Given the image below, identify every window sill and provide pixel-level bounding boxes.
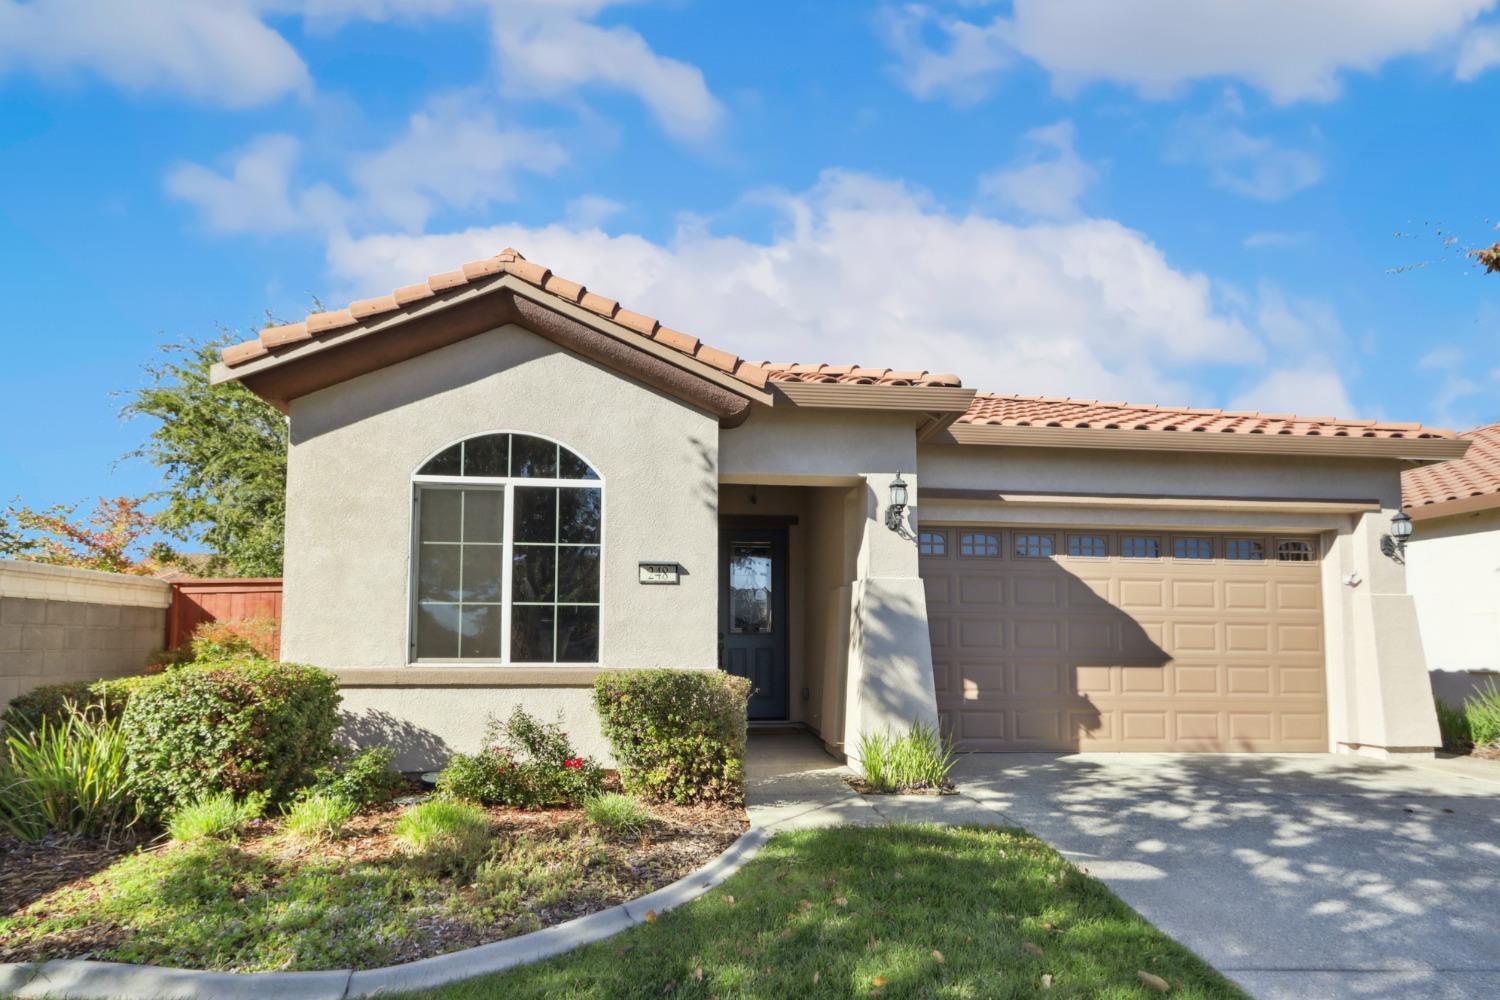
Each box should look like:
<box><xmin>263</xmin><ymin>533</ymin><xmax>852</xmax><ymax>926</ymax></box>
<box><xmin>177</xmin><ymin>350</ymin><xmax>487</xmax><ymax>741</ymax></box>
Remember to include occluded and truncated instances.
<box><xmin>329</xmin><ymin>666</ymin><xmax>611</xmax><ymax>688</ymax></box>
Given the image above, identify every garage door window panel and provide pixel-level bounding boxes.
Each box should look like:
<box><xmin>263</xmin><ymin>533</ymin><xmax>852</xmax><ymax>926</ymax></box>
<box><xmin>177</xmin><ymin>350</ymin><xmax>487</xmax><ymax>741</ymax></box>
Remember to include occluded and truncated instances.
<box><xmin>1276</xmin><ymin>539</ymin><xmax>1315</xmax><ymax>562</ymax></box>
<box><xmin>961</xmin><ymin>532</ymin><xmax>1000</xmax><ymax>557</ymax></box>
<box><xmin>1225</xmin><ymin>538</ymin><xmax>1265</xmax><ymax>561</ymax></box>
<box><xmin>1173</xmin><ymin>536</ymin><xmax>1214</xmax><ymax>560</ymax></box>
<box><xmin>1014</xmin><ymin>533</ymin><xmax>1055</xmax><ymax>559</ymax></box>
<box><xmin>1068</xmin><ymin>533</ymin><xmax>1108</xmax><ymax>558</ymax></box>
<box><xmin>919</xmin><ymin>531</ymin><xmax>947</xmax><ymax>557</ymax></box>
<box><xmin>1121</xmin><ymin>535</ymin><xmax>1163</xmax><ymax>559</ymax></box>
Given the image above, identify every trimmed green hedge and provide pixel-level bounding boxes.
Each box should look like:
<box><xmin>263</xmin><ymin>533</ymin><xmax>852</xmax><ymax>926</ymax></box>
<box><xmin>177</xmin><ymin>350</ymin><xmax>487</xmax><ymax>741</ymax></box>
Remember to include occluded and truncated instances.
<box><xmin>1</xmin><ymin>676</ymin><xmax>152</xmax><ymax>735</ymax></box>
<box><xmin>594</xmin><ymin>670</ymin><xmax>749</xmax><ymax>804</ymax></box>
<box><xmin>122</xmin><ymin>661</ymin><xmax>340</xmax><ymax>815</ymax></box>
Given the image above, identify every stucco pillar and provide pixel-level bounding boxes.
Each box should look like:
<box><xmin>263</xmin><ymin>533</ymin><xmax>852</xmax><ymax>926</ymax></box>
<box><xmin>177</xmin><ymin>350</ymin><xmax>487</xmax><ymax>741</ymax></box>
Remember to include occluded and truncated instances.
<box><xmin>1334</xmin><ymin>507</ymin><xmax>1441</xmax><ymax>756</ymax></box>
<box><xmin>842</xmin><ymin>472</ymin><xmax>941</xmax><ymax>764</ymax></box>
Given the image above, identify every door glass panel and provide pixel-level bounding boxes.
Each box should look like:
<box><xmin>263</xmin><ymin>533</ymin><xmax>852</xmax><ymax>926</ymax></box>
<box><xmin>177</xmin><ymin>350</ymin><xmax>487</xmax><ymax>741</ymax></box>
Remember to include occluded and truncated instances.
<box><xmin>729</xmin><ymin>541</ymin><xmax>773</xmax><ymax>634</ymax></box>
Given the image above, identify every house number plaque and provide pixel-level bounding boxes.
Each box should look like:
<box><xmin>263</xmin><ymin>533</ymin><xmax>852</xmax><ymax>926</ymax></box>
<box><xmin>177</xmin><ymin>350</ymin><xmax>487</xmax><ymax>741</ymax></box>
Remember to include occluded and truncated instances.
<box><xmin>638</xmin><ymin>561</ymin><xmax>680</xmax><ymax>585</ymax></box>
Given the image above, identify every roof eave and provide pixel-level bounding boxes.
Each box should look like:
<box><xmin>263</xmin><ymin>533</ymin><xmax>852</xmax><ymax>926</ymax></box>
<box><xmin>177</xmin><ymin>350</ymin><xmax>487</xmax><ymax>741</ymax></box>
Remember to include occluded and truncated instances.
<box><xmin>1406</xmin><ymin>490</ymin><xmax>1500</xmax><ymax>521</ymax></box>
<box><xmin>211</xmin><ymin>273</ymin><xmax>775</xmax><ymax>411</ymax></box>
<box><xmin>939</xmin><ymin>423</ymin><xmax>1471</xmax><ymax>461</ymax></box>
<box><xmin>770</xmin><ymin>382</ymin><xmax>977</xmax><ymax>414</ymax></box>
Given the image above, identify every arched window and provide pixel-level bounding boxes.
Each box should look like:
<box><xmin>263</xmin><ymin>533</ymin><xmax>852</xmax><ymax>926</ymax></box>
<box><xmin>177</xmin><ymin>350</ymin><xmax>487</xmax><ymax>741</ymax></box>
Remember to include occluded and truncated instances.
<box><xmin>411</xmin><ymin>433</ymin><xmax>601</xmax><ymax>664</ymax></box>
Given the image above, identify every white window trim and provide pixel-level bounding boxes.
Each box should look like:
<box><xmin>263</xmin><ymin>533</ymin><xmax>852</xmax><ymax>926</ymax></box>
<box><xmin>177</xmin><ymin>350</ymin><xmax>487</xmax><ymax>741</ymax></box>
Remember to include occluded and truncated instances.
<box><xmin>406</xmin><ymin>433</ymin><xmax>605</xmax><ymax>668</ymax></box>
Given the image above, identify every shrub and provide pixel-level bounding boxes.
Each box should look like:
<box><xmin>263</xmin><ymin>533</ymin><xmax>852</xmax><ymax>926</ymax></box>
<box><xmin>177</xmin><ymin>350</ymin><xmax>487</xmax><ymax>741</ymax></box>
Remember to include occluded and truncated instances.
<box><xmin>856</xmin><ymin>722</ymin><xmax>957</xmax><ymax>793</ymax></box>
<box><xmin>0</xmin><ymin>675</ymin><xmax>151</xmax><ymax>736</ymax></box>
<box><xmin>584</xmin><ymin>793</ymin><xmax>652</xmax><ymax>837</ymax></box>
<box><xmin>122</xmin><ymin>660</ymin><xmax>340</xmax><ymax>815</ymax></box>
<box><xmin>1466</xmin><ymin>680</ymin><xmax>1500</xmax><ymax>749</ymax></box>
<box><xmin>594</xmin><ymin>670</ymin><xmax>750</xmax><ymax>804</ymax></box>
<box><xmin>0</xmin><ymin>705</ymin><xmax>143</xmax><ymax>842</ymax></box>
<box><xmin>282</xmin><ymin>792</ymin><xmax>357</xmax><ymax>843</ymax></box>
<box><xmin>436</xmin><ymin>707</ymin><xmax>604</xmax><ymax>809</ymax></box>
<box><xmin>1435</xmin><ymin>698</ymin><xmax>1472</xmax><ymax>752</ymax></box>
<box><xmin>393</xmin><ymin>799</ymin><xmax>492</xmax><ymax>875</ymax></box>
<box><xmin>167</xmin><ymin>790</ymin><xmax>265</xmax><ymax>842</ymax></box>
<box><xmin>188</xmin><ymin>618</ymin><xmax>278</xmax><ymax>662</ymax></box>
<box><xmin>308</xmin><ymin>746</ymin><xmax>405</xmax><ymax>808</ymax></box>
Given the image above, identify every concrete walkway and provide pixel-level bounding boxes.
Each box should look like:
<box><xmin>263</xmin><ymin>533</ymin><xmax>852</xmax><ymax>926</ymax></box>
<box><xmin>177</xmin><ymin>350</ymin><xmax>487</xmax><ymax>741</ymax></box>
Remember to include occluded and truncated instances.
<box><xmin>747</xmin><ymin>736</ymin><xmax>1500</xmax><ymax>1000</ymax></box>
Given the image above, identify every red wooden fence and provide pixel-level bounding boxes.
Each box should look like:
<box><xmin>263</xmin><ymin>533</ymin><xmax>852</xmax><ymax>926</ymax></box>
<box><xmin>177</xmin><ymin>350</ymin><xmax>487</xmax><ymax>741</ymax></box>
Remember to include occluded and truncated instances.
<box><xmin>167</xmin><ymin>578</ymin><xmax>284</xmax><ymax>658</ymax></box>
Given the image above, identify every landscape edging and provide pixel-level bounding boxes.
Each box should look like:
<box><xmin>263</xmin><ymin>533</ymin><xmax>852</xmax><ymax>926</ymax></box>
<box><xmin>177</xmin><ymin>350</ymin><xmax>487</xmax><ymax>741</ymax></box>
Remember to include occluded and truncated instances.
<box><xmin>0</xmin><ymin>825</ymin><xmax>771</xmax><ymax>1000</ymax></box>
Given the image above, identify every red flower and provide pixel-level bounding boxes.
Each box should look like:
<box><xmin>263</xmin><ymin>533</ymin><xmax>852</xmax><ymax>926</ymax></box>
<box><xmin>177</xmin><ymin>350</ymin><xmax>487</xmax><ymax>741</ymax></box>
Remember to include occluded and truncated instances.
<box><xmin>563</xmin><ymin>757</ymin><xmax>584</xmax><ymax>770</ymax></box>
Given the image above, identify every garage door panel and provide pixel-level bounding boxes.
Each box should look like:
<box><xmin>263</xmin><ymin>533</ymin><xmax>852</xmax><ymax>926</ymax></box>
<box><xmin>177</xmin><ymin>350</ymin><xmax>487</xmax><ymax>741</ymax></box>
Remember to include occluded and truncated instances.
<box><xmin>924</xmin><ymin>575</ymin><xmax>951</xmax><ymax>606</ymax></box>
<box><xmin>923</xmin><ymin>526</ymin><xmax>1327</xmax><ymax>752</ymax></box>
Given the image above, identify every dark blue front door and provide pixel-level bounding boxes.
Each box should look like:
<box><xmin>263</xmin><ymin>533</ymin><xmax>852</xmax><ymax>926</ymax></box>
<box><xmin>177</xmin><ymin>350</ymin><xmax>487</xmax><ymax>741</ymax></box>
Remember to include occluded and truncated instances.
<box><xmin>719</xmin><ymin>527</ymin><xmax>789</xmax><ymax>720</ymax></box>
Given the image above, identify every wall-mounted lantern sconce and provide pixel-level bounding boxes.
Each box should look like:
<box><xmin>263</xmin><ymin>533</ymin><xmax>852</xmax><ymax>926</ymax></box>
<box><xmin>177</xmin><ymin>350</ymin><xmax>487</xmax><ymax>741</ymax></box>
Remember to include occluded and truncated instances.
<box><xmin>885</xmin><ymin>472</ymin><xmax>909</xmax><ymax>531</ymax></box>
<box><xmin>1381</xmin><ymin>510</ymin><xmax>1414</xmax><ymax>561</ymax></box>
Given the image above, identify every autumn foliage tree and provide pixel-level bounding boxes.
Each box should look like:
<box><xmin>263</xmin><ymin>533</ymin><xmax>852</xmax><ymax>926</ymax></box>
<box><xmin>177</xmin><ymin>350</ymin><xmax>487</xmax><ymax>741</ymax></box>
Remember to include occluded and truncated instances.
<box><xmin>0</xmin><ymin>496</ymin><xmax>172</xmax><ymax>575</ymax></box>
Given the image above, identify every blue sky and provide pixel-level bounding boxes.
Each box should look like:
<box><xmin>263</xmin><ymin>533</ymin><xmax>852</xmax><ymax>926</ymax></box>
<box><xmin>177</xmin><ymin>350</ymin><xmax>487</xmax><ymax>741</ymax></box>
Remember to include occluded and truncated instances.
<box><xmin>2</xmin><ymin>0</ymin><xmax>1499</xmax><ymax>514</ymax></box>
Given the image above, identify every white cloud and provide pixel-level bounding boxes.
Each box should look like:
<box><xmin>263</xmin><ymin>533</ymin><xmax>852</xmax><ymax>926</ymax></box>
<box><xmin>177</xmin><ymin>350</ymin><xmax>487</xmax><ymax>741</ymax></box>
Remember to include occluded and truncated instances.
<box><xmin>978</xmin><ymin>119</ymin><xmax>1097</xmax><ymax>219</ymax></box>
<box><xmin>349</xmin><ymin>98</ymin><xmax>567</xmax><ymax>231</ymax></box>
<box><xmin>1229</xmin><ymin>362</ymin><xmax>1359</xmax><ymax>418</ymax></box>
<box><xmin>0</xmin><ymin>0</ymin><xmax>309</xmax><ymax>107</ymax></box>
<box><xmin>491</xmin><ymin>5</ymin><xmax>724</xmax><ymax>143</ymax></box>
<box><xmin>881</xmin><ymin>0</ymin><xmax>1497</xmax><ymax>104</ymax></box>
<box><xmin>168</xmin><ymin>99</ymin><xmax>564</xmax><ymax>235</ymax></box>
<box><xmin>1456</xmin><ymin>25</ymin><xmax>1500</xmax><ymax>79</ymax></box>
<box><xmin>323</xmin><ymin>170</ymin><xmax>1273</xmax><ymax>405</ymax></box>
<box><xmin>564</xmin><ymin>195</ymin><xmax>625</xmax><ymax>228</ymax></box>
<box><xmin>166</xmin><ymin>135</ymin><xmax>325</xmax><ymax>234</ymax></box>
<box><xmin>880</xmin><ymin>4</ymin><xmax>1011</xmax><ymax>103</ymax></box>
<box><xmin>1167</xmin><ymin>106</ymin><xmax>1323</xmax><ymax>201</ymax></box>
<box><xmin>1243</xmin><ymin>230</ymin><xmax>1313</xmax><ymax>249</ymax></box>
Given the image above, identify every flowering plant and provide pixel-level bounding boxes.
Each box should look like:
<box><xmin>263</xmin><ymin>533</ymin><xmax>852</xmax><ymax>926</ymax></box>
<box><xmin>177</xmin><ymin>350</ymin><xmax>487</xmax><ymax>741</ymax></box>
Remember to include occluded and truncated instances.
<box><xmin>436</xmin><ymin>707</ymin><xmax>604</xmax><ymax>808</ymax></box>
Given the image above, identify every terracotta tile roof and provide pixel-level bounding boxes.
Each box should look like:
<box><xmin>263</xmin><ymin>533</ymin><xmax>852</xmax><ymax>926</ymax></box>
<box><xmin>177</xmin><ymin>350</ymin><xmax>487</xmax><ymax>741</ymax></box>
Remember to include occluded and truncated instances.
<box><xmin>221</xmin><ymin>248</ymin><xmax>778</xmax><ymax>390</ymax></box>
<box><xmin>958</xmin><ymin>393</ymin><xmax>1456</xmax><ymax>439</ymax></box>
<box><xmin>1403</xmin><ymin>421</ymin><xmax>1500</xmax><ymax>511</ymax></box>
<box><xmin>755</xmin><ymin>363</ymin><xmax>962</xmax><ymax>387</ymax></box>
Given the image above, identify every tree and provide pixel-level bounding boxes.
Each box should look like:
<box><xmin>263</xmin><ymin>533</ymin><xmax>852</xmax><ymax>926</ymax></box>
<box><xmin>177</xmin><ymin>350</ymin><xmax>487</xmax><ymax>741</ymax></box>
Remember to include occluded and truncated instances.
<box><xmin>1478</xmin><ymin>243</ymin><xmax>1500</xmax><ymax>274</ymax></box>
<box><xmin>119</xmin><ymin>336</ymin><xmax>287</xmax><ymax>577</ymax></box>
<box><xmin>0</xmin><ymin>496</ymin><xmax>172</xmax><ymax>575</ymax></box>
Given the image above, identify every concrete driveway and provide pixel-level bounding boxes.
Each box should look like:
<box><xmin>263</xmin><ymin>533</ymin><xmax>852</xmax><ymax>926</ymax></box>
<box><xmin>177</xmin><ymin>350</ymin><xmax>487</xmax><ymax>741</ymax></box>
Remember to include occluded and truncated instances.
<box><xmin>954</xmin><ymin>753</ymin><xmax>1500</xmax><ymax>1000</ymax></box>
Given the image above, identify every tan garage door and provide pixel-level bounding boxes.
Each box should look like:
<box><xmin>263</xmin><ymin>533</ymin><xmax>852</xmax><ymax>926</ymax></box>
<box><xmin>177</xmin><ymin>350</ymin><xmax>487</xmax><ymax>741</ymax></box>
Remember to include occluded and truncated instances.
<box><xmin>921</xmin><ymin>527</ymin><xmax>1327</xmax><ymax>752</ymax></box>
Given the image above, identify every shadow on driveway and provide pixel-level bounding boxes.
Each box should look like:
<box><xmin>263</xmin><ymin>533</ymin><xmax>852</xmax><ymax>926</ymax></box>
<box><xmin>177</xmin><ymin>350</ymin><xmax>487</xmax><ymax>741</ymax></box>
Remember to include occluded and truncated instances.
<box><xmin>955</xmin><ymin>753</ymin><xmax>1500</xmax><ymax>1000</ymax></box>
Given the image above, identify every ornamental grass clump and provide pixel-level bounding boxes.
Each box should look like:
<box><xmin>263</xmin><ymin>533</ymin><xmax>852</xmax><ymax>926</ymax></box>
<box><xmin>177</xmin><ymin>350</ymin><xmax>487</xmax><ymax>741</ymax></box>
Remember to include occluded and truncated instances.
<box><xmin>281</xmin><ymin>792</ymin><xmax>357</xmax><ymax>844</ymax></box>
<box><xmin>584</xmin><ymin>792</ymin><xmax>653</xmax><ymax>837</ymax></box>
<box><xmin>856</xmin><ymin>722</ymin><xmax>957</xmax><ymax>793</ymax></box>
<box><xmin>167</xmin><ymin>790</ymin><xmax>265</xmax><ymax>842</ymax></box>
<box><xmin>0</xmin><ymin>704</ymin><xmax>143</xmax><ymax>842</ymax></box>
<box><xmin>436</xmin><ymin>707</ymin><xmax>603</xmax><ymax>809</ymax></box>
<box><xmin>1465</xmin><ymin>680</ymin><xmax>1500</xmax><ymax>750</ymax></box>
<box><xmin>394</xmin><ymin>799</ymin><xmax>492</xmax><ymax>875</ymax></box>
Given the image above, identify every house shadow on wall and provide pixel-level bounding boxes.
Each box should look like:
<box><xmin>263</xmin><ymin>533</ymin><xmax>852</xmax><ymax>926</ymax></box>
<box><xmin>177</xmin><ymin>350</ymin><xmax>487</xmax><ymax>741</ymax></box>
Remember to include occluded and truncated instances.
<box><xmin>339</xmin><ymin>708</ymin><xmax>451</xmax><ymax>771</ymax></box>
<box><xmin>918</xmin><ymin>553</ymin><xmax>1195</xmax><ymax>752</ymax></box>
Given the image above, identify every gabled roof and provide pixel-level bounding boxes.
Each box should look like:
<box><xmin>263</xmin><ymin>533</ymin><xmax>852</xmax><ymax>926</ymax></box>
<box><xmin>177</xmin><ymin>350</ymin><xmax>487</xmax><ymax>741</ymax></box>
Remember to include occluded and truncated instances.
<box><xmin>1403</xmin><ymin>421</ymin><xmax>1500</xmax><ymax>519</ymax></box>
<box><xmin>960</xmin><ymin>394</ymin><xmax>1453</xmax><ymax>440</ymax></box>
<box><xmin>221</xmin><ymin>248</ymin><xmax>778</xmax><ymax>391</ymax></box>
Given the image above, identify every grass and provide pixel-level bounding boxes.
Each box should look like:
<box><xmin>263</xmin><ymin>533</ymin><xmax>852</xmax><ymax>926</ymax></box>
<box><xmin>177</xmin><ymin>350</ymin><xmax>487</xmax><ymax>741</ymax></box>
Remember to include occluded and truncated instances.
<box><xmin>1465</xmin><ymin>680</ymin><xmax>1500</xmax><ymax>748</ymax></box>
<box><xmin>394</xmin><ymin>800</ymin><xmax>493</xmax><ymax>874</ymax></box>
<box><xmin>2</xmin><ymin>801</ymin><xmax>738</xmax><ymax>972</ymax></box>
<box><xmin>1436</xmin><ymin>697</ymin><xmax>1472</xmax><ymax>751</ymax></box>
<box><xmin>403</xmin><ymin>824</ymin><xmax>1245</xmax><ymax>1000</ymax></box>
<box><xmin>283</xmin><ymin>793</ymin><xmax>358</xmax><ymax>843</ymax></box>
<box><xmin>0</xmin><ymin>707</ymin><xmax>142</xmax><ymax>842</ymax></box>
<box><xmin>167</xmin><ymin>791</ymin><xmax>265</xmax><ymax>842</ymax></box>
<box><xmin>584</xmin><ymin>793</ymin><xmax>652</xmax><ymax>836</ymax></box>
<box><xmin>855</xmin><ymin>723</ymin><xmax>957</xmax><ymax>792</ymax></box>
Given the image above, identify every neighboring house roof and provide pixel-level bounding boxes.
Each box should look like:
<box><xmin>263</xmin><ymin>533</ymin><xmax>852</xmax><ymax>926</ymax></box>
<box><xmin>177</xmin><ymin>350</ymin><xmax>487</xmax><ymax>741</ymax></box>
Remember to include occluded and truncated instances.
<box><xmin>1402</xmin><ymin>421</ymin><xmax>1500</xmax><ymax>519</ymax></box>
<box><xmin>960</xmin><ymin>393</ymin><xmax>1452</xmax><ymax>440</ymax></box>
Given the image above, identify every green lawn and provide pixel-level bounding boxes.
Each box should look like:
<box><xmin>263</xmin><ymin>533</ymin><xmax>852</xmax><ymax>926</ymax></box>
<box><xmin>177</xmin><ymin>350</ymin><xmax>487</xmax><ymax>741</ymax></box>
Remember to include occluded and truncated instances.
<box><xmin>405</xmin><ymin>824</ymin><xmax>1246</xmax><ymax>1000</ymax></box>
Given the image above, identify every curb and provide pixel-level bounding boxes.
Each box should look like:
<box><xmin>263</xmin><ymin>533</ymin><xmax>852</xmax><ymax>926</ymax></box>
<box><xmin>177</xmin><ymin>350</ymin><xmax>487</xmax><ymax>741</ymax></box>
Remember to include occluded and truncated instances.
<box><xmin>0</xmin><ymin>826</ymin><xmax>771</xmax><ymax>1000</ymax></box>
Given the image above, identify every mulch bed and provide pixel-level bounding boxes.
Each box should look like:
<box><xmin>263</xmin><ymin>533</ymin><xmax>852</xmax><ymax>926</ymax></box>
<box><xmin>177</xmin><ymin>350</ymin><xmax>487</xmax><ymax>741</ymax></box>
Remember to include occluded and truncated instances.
<box><xmin>0</xmin><ymin>798</ymin><xmax>747</xmax><ymax>970</ymax></box>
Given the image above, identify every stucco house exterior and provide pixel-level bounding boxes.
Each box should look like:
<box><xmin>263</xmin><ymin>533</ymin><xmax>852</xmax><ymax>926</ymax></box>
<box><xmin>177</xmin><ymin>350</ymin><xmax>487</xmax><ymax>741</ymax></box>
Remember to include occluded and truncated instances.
<box><xmin>1403</xmin><ymin>421</ymin><xmax>1500</xmax><ymax>706</ymax></box>
<box><xmin>211</xmin><ymin>248</ymin><xmax>1468</xmax><ymax>768</ymax></box>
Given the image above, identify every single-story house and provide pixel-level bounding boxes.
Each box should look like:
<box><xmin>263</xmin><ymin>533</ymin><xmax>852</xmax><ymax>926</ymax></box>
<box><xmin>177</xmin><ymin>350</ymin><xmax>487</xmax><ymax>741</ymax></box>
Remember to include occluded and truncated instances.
<box><xmin>211</xmin><ymin>248</ymin><xmax>1468</xmax><ymax>768</ymax></box>
<box><xmin>1402</xmin><ymin>421</ymin><xmax>1500</xmax><ymax>706</ymax></box>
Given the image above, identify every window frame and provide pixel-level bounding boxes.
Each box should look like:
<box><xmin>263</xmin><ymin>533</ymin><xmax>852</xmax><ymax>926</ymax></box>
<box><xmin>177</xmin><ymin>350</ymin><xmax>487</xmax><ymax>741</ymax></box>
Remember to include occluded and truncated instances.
<box><xmin>407</xmin><ymin>432</ymin><xmax>604</xmax><ymax>667</ymax></box>
<box><xmin>1120</xmin><ymin>534</ymin><xmax>1164</xmax><ymax>560</ymax></box>
<box><xmin>918</xmin><ymin>530</ymin><xmax>947</xmax><ymax>557</ymax></box>
<box><xmin>1066</xmin><ymin>533</ymin><xmax>1109</xmax><ymax>559</ymax></box>
<box><xmin>959</xmin><ymin>531</ymin><xmax>1001</xmax><ymax>558</ymax></box>
<box><xmin>1012</xmin><ymin>531</ymin><xmax>1056</xmax><ymax>559</ymax></box>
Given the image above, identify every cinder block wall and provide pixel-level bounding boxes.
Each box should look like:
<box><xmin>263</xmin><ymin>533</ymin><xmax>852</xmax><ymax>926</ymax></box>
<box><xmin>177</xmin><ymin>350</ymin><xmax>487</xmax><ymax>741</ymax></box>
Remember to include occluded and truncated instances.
<box><xmin>0</xmin><ymin>559</ymin><xmax>171</xmax><ymax>709</ymax></box>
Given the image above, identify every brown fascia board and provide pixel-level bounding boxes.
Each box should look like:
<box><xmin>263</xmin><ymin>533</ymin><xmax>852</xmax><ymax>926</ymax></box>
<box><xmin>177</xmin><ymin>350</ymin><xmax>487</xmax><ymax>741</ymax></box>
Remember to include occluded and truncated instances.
<box><xmin>211</xmin><ymin>277</ymin><xmax>759</xmax><ymax>425</ymax></box>
<box><xmin>937</xmin><ymin>423</ymin><xmax>1472</xmax><ymax>462</ymax></box>
<box><xmin>1407</xmin><ymin>490</ymin><xmax>1500</xmax><ymax>521</ymax></box>
<box><xmin>772</xmin><ymin>382</ymin><xmax>977</xmax><ymax>414</ymax></box>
